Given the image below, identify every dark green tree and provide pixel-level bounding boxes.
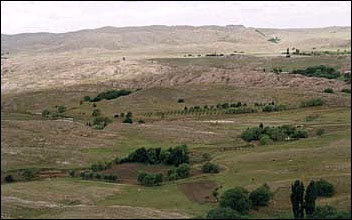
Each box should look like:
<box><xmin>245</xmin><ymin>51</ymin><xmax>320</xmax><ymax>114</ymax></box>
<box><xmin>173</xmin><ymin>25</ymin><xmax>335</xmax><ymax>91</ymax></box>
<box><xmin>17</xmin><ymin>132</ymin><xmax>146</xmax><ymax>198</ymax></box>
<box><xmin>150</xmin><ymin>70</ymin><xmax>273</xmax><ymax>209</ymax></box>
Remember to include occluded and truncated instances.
<box><xmin>304</xmin><ymin>180</ymin><xmax>317</xmax><ymax>217</ymax></box>
<box><xmin>290</xmin><ymin>180</ymin><xmax>305</xmax><ymax>219</ymax></box>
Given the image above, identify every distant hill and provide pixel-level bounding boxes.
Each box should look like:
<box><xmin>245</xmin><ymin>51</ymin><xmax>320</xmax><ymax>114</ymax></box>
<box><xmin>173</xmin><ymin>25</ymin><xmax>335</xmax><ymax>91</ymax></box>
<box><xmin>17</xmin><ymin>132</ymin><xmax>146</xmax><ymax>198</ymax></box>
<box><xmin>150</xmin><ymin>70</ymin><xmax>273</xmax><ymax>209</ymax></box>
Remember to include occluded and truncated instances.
<box><xmin>1</xmin><ymin>25</ymin><xmax>351</xmax><ymax>54</ymax></box>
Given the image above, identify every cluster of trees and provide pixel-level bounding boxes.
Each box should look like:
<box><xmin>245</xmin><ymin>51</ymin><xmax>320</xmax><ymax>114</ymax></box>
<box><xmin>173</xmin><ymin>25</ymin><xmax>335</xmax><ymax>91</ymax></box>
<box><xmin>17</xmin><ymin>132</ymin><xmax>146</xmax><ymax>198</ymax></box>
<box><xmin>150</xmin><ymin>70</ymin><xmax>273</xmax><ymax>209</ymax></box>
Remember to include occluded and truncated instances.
<box><xmin>79</xmin><ymin>171</ymin><xmax>118</xmax><ymax>182</ymax></box>
<box><xmin>300</xmin><ymin>98</ymin><xmax>323</xmax><ymax>108</ymax></box>
<box><xmin>116</xmin><ymin>145</ymin><xmax>189</xmax><ymax>166</ymax></box>
<box><xmin>290</xmin><ymin>179</ymin><xmax>337</xmax><ymax>219</ymax></box>
<box><xmin>83</xmin><ymin>89</ymin><xmax>132</xmax><ymax>102</ymax></box>
<box><xmin>167</xmin><ymin>163</ymin><xmax>190</xmax><ymax>181</ymax></box>
<box><xmin>206</xmin><ymin>184</ymin><xmax>273</xmax><ymax>219</ymax></box>
<box><xmin>202</xmin><ymin>162</ymin><xmax>220</xmax><ymax>173</ymax></box>
<box><xmin>241</xmin><ymin>123</ymin><xmax>308</xmax><ymax>143</ymax></box>
<box><xmin>137</xmin><ymin>172</ymin><xmax>163</xmax><ymax>186</ymax></box>
<box><xmin>291</xmin><ymin>65</ymin><xmax>340</xmax><ymax>79</ymax></box>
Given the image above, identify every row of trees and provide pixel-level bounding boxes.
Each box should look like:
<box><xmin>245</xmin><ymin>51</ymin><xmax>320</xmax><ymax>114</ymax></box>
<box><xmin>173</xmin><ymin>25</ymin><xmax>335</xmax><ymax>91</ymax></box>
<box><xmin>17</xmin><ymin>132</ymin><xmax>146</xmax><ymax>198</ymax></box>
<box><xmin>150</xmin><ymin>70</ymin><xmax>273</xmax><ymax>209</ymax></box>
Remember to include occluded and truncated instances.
<box><xmin>83</xmin><ymin>89</ymin><xmax>132</xmax><ymax>102</ymax></box>
<box><xmin>79</xmin><ymin>171</ymin><xmax>118</xmax><ymax>182</ymax></box>
<box><xmin>241</xmin><ymin>123</ymin><xmax>308</xmax><ymax>143</ymax></box>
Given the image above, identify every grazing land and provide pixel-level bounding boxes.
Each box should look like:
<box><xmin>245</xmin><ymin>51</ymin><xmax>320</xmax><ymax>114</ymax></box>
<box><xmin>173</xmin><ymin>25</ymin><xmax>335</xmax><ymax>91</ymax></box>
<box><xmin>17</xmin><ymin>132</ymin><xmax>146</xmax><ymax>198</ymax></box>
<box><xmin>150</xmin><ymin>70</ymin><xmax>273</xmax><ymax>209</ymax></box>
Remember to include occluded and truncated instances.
<box><xmin>1</xmin><ymin>25</ymin><xmax>351</xmax><ymax>219</ymax></box>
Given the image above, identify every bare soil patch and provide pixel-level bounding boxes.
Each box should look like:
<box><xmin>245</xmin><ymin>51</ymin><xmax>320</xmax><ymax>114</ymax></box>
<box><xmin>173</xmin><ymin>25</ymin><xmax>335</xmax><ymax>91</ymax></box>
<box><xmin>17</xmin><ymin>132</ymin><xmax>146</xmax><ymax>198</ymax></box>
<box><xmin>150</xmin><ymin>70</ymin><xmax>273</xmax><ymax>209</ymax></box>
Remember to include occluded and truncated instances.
<box><xmin>177</xmin><ymin>180</ymin><xmax>218</xmax><ymax>204</ymax></box>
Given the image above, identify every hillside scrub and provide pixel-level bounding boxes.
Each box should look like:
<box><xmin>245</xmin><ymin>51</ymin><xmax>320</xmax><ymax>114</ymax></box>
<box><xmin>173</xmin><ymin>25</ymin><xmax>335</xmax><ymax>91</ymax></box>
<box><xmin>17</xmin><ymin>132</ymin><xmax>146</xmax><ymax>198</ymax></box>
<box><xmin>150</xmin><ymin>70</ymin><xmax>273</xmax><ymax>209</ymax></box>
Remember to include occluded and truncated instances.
<box><xmin>241</xmin><ymin>124</ymin><xmax>308</xmax><ymax>142</ymax></box>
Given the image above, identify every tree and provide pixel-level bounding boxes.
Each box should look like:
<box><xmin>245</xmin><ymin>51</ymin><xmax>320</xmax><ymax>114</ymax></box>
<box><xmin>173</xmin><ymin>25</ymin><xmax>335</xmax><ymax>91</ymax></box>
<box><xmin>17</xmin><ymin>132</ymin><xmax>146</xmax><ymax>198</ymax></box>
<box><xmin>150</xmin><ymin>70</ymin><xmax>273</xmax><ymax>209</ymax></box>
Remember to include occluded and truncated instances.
<box><xmin>4</xmin><ymin>175</ymin><xmax>15</xmax><ymax>183</ymax></box>
<box><xmin>220</xmin><ymin>187</ymin><xmax>252</xmax><ymax>214</ymax></box>
<box><xmin>291</xmin><ymin>180</ymin><xmax>305</xmax><ymax>219</ymax></box>
<box><xmin>304</xmin><ymin>180</ymin><xmax>317</xmax><ymax>217</ymax></box>
<box><xmin>176</xmin><ymin>163</ymin><xmax>190</xmax><ymax>178</ymax></box>
<box><xmin>123</xmin><ymin>117</ymin><xmax>133</xmax><ymax>124</ymax></box>
<box><xmin>315</xmin><ymin>179</ymin><xmax>334</xmax><ymax>197</ymax></box>
<box><xmin>249</xmin><ymin>184</ymin><xmax>272</xmax><ymax>207</ymax></box>
<box><xmin>202</xmin><ymin>162</ymin><xmax>220</xmax><ymax>173</ymax></box>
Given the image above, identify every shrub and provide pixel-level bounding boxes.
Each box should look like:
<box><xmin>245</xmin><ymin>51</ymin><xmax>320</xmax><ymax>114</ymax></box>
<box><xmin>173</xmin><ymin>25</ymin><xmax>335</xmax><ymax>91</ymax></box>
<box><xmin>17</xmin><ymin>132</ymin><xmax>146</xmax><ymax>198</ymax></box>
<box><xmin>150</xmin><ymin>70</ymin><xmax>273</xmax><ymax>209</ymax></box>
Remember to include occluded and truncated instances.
<box><xmin>315</xmin><ymin>179</ymin><xmax>335</xmax><ymax>197</ymax></box>
<box><xmin>259</xmin><ymin>134</ymin><xmax>271</xmax><ymax>145</ymax></box>
<box><xmin>220</xmin><ymin>187</ymin><xmax>252</xmax><ymax>214</ymax></box>
<box><xmin>123</xmin><ymin>117</ymin><xmax>133</xmax><ymax>124</ymax></box>
<box><xmin>176</xmin><ymin>163</ymin><xmax>190</xmax><ymax>178</ymax></box>
<box><xmin>206</xmin><ymin>207</ymin><xmax>247</xmax><ymax>219</ymax></box>
<box><xmin>138</xmin><ymin>119</ymin><xmax>145</xmax><ymax>124</ymax></box>
<box><xmin>316</xmin><ymin>128</ymin><xmax>325</xmax><ymax>136</ymax></box>
<box><xmin>341</xmin><ymin>88</ymin><xmax>351</xmax><ymax>93</ymax></box>
<box><xmin>57</xmin><ymin>105</ymin><xmax>66</xmax><ymax>113</ymax></box>
<box><xmin>83</xmin><ymin>96</ymin><xmax>91</xmax><ymax>102</ymax></box>
<box><xmin>22</xmin><ymin>169</ymin><xmax>36</xmax><ymax>181</ymax></box>
<box><xmin>249</xmin><ymin>184</ymin><xmax>272</xmax><ymax>207</ymax></box>
<box><xmin>137</xmin><ymin>172</ymin><xmax>163</xmax><ymax>186</ymax></box>
<box><xmin>178</xmin><ymin>98</ymin><xmax>185</xmax><ymax>103</ymax></box>
<box><xmin>42</xmin><ymin>109</ymin><xmax>50</xmax><ymax>118</ymax></box>
<box><xmin>167</xmin><ymin>168</ymin><xmax>179</xmax><ymax>181</ymax></box>
<box><xmin>323</xmin><ymin>88</ymin><xmax>334</xmax><ymax>93</ymax></box>
<box><xmin>202</xmin><ymin>162</ymin><xmax>220</xmax><ymax>173</ymax></box>
<box><xmin>92</xmin><ymin>109</ymin><xmax>101</xmax><ymax>117</ymax></box>
<box><xmin>4</xmin><ymin>175</ymin><xmax>15</xmax><ymax>183</ymax></box>
<box><xmin>300</xmin><ymin>98</ymin><xmax>323</xmax><ymax>107</ymax></box>
<box><xmin>309</xmin><ymin>205</ymin><xmax>351</xmax><ymax>219</ymax></box>
<box><xmin>69</xmin><ymin>170</ymin><xmax>75</xmax><ymax>177</ymax></box>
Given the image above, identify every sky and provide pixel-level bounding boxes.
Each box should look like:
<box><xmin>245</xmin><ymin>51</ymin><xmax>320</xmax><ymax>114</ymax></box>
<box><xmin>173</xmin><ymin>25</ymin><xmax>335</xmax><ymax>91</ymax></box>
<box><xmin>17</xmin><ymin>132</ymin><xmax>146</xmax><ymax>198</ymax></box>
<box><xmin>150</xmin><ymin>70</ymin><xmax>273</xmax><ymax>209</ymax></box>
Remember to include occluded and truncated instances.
<box><xmin>1</xmin><ymin>1</ymin><xmax>351</xmax><ymax>34</ymax></box>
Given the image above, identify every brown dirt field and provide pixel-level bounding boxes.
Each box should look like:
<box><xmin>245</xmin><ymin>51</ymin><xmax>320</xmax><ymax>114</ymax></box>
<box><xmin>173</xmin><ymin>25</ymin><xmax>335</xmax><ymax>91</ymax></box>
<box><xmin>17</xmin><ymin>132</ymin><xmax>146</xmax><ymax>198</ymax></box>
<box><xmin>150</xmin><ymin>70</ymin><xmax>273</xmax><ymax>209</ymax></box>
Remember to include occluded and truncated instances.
<box><xmin>101</xmin><ymin>163</ymin><xmax>172</xmax><ymax>184</ymax></box>
<box><xmin>177</xmin><ymin>180</ymin><xmax>218</xmax><ymax>204</ymax></box>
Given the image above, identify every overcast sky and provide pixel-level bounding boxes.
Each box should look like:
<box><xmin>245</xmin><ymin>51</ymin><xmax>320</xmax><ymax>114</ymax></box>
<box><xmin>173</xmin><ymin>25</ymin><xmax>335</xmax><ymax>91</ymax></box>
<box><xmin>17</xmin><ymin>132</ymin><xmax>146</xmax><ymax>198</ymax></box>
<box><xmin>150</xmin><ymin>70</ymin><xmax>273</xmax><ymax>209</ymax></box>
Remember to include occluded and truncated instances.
<box><xmin>1</xmin><ymin>1</ymin><xmax>351</xmax><ymax>34</ymax></box>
